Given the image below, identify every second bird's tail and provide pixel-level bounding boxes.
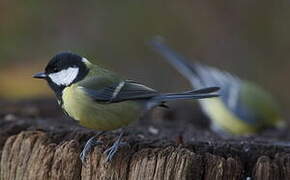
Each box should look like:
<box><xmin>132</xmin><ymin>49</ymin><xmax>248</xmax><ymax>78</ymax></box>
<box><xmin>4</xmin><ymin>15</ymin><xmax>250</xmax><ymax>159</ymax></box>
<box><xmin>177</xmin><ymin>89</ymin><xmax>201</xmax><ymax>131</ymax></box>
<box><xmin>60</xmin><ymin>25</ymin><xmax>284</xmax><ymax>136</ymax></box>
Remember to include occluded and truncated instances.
<box><xmin>149</xmin><ymin>37</ymin><xmax>203</xmax><ymax>88</ymax></box>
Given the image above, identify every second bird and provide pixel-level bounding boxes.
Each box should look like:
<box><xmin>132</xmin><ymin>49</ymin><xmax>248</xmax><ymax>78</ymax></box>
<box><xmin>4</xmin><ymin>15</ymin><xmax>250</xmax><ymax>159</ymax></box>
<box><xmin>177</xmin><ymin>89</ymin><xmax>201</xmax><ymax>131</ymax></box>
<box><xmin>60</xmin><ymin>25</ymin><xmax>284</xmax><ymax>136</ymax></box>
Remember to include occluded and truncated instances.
<box><xmin>150</xmin><ymin>38</ymin><xmax>285</xmax><ymax>136</ymax></box>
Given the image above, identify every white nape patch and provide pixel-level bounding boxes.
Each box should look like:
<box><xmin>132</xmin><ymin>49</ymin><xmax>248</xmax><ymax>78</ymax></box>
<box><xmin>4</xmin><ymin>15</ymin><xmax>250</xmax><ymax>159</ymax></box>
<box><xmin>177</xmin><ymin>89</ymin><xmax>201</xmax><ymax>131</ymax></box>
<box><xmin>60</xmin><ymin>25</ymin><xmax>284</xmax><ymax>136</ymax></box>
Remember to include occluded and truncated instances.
<box><xmin>48</xmin><ymin>67</ymin><xmax>79</xmax><ymax>86</ymax></box>
<box><xmin>82</xmin><ymin>57</ymin><xmax>91</xmax><ymax>64</ymax></box>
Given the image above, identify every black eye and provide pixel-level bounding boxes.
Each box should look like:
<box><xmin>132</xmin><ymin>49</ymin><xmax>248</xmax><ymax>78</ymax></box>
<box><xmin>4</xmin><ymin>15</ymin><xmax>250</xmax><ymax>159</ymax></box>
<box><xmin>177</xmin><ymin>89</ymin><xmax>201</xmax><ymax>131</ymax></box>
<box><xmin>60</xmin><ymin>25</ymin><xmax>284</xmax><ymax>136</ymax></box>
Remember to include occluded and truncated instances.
<box><xmin>52</xmin><ymin>67</ymin><xmax>58</xmax><ymax>73</ymax></box>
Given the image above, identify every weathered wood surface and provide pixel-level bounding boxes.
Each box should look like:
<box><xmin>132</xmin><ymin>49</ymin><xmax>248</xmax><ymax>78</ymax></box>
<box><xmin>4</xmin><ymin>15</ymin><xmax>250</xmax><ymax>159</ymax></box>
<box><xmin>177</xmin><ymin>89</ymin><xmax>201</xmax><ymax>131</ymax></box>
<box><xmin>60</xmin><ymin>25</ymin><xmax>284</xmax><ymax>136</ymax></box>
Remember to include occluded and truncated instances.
<box><xmin>1</xmin><ymin>99</ymin><xmax>290</xmax><ymax>180</ymax></box>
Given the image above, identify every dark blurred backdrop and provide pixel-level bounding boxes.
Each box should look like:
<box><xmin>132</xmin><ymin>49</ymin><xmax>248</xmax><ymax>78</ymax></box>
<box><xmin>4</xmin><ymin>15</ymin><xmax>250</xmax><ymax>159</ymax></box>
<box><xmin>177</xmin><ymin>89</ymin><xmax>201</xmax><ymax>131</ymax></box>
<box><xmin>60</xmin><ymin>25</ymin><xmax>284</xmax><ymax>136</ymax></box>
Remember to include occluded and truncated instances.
<box><xmin>0</xmin><ymin>0</ymin><xmax>289</xmax><ymax>116</ymax></box>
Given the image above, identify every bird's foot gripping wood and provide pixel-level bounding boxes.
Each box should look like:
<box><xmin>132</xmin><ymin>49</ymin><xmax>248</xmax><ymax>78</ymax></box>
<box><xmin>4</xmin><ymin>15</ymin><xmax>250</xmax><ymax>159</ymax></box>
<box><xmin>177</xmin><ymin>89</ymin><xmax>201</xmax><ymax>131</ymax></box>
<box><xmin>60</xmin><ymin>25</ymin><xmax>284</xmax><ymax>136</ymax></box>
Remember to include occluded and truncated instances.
<box><xmin>80</xmin><ymin>131</ymin><xmax>105</xmax><ymax>164</ymax></box>
<box><xmin>104</xmin><ymin>131</ymin><xmax>129</xmax><ymax>162</ymax></box>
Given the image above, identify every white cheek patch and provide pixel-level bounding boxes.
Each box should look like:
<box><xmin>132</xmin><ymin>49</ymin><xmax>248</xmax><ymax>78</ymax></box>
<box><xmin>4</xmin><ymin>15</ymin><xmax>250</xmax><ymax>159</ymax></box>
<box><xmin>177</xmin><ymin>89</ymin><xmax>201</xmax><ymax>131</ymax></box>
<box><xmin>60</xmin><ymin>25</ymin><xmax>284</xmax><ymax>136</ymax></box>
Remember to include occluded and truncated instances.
<box><xmin>48</xmin><ymin>67</ymin><xmax>79</xmax><ymax>86</ymax></box>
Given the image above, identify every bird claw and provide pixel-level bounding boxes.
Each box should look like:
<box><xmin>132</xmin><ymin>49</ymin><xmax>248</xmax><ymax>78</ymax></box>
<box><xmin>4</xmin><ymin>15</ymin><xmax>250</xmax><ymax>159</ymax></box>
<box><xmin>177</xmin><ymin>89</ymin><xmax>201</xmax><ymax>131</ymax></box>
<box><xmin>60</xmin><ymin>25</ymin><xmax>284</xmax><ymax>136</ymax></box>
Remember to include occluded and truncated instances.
<box><xmin>80</xmin><ymin>136</ymin><xmax>103</xmax><ymax>165</ymax></box>
<box><xmin>104</xmin><ymin>141</ymin><xmax>129</xmax><ymax>162</ymax></box>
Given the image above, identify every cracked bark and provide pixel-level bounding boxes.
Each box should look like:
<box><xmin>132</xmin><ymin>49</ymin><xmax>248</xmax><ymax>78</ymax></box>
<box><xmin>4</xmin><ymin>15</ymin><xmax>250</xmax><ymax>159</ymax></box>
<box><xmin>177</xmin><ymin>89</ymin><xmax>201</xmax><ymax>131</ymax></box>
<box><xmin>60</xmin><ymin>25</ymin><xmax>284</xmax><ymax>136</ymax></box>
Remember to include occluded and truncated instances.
<box><xmin>1</xmin><ymin>99</ymin><xmax>290</xmax><ymax>180</ymax></box>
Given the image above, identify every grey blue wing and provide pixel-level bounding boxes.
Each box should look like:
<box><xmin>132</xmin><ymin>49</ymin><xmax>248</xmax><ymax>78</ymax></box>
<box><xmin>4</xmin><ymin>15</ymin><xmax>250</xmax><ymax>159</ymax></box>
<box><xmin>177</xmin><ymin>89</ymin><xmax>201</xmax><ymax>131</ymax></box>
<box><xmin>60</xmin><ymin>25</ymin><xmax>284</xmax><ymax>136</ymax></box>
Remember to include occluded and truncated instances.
<box><xmin>79</xmin><ymin>79</ymin><xmax>159</xmax><ymax>103</ymax></box>
<box><xmin>194</xmin><ymin>64</ymin><xmax>270</xmax><ymax>126</ymax></box>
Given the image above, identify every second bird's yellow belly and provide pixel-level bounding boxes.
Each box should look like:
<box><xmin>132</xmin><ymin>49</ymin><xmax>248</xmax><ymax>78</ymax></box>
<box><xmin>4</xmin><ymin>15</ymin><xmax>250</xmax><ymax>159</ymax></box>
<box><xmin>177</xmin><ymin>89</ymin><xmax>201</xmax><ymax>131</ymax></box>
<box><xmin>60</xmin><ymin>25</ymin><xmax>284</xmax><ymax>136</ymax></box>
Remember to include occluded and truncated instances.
<box><xmin>62</xmin><ymin>85</ymin><xmax>141</xmax><ymax>131</ymax></box>
<box><xmin>199</xmin><ymin>98</ymin><xmax>257</xmax><ymax>135</ymax></box>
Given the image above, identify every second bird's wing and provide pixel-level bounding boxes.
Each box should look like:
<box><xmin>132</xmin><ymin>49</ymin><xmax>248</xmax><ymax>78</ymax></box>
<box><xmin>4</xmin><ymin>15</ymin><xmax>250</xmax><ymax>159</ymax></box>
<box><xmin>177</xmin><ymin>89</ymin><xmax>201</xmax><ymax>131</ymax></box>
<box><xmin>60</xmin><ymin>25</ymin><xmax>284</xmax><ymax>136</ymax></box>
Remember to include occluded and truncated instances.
<box><xmin>150</xmin><ymin>38</ymin><xmax>241</xmax><ymax>109</ymax></box>
<box><xmin>78</xmin><ymin>77</ymin><xmax>159</xmax><ymax>103</ymax></box>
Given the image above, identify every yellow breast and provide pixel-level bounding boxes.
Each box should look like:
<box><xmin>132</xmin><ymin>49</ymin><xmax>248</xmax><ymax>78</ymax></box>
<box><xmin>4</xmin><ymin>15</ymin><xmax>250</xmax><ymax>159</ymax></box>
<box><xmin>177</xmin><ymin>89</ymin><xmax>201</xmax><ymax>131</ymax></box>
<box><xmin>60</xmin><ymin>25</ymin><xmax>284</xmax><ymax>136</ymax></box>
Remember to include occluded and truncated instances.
<box><xmin>199</xmin><ymin>98</ymin><xmax>257</xmax><ymax>135</ymax></box>
<box><xmin>62</xmin><ymin>85</ymin><xmax>141</xmax><ymax>131</ymax></box>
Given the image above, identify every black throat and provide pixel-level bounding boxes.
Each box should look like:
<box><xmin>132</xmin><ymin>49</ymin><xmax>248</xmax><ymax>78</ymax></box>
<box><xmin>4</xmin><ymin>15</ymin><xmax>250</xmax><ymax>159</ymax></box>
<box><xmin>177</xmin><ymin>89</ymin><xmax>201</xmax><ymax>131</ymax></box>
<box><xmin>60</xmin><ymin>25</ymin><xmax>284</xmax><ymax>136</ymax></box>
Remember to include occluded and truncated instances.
<box><xmin>47</xmin><ymin>80</ymin><xmax>66</xmax><ymax>104</ymax></box>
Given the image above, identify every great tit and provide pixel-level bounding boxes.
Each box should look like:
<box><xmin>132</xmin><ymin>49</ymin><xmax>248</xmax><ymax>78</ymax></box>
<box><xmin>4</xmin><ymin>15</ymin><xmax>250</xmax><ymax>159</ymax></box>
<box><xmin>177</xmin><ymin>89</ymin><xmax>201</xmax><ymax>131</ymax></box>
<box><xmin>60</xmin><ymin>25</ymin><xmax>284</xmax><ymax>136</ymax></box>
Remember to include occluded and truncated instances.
<box><xmin>150</xmin><ymin>38</ymin><xmax>285</xmax><ymax>135</ymax></box>
<box><xmin>33</xmin><ymin>52</ymin><xmax>219</xmax><ymax>162</ymax></box>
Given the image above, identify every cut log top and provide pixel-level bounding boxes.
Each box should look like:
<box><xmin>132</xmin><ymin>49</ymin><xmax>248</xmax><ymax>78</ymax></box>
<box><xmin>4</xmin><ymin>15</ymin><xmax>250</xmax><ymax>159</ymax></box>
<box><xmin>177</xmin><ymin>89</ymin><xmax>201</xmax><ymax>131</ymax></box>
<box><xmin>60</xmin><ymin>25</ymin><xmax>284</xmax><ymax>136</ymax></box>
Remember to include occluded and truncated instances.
<box><xmin>1</xmin><ymin>99</ymin><xmax>290</xmax><ymax>180</ymax></box>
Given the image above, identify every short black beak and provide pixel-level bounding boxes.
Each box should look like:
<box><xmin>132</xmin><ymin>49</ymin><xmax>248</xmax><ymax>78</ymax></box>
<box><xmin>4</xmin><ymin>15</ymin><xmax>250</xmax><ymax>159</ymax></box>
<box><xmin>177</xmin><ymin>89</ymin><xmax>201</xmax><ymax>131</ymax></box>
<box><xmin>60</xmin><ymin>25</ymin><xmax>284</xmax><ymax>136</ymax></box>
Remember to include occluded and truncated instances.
<box><xmin>33</xmin><ymin>72</ymin><xmax>47</xmax><ymax>79</ymax></box>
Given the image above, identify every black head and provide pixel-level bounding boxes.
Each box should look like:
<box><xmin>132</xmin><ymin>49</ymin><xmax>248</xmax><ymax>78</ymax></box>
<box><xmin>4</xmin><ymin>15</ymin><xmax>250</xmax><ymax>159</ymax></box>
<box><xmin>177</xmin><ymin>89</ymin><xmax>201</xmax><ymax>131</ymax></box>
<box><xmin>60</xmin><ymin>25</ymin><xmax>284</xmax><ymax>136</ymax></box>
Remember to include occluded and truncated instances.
<box><xmin>33</xmin><ymin>52</ymin><xmax>90</xmax><ymax>98</ymax></box>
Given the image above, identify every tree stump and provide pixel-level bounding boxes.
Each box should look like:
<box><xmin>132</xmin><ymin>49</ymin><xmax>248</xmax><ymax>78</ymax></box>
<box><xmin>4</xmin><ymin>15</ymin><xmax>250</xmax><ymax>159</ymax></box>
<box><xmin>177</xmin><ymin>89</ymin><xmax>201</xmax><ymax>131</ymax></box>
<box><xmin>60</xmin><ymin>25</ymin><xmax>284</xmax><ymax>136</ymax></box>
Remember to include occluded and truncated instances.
<box><xmin>1</xmin><ymin>99</ymin><xmax>290</xmax><ymax>180</ymax></box>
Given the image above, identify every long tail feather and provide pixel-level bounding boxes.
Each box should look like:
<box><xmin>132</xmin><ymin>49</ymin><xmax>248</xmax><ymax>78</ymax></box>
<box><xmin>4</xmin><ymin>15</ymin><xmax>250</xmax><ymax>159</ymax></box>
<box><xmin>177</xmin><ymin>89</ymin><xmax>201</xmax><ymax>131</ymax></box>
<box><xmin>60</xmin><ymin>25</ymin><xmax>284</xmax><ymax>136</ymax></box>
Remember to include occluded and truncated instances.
<box><xmin>153</xmin><ymin>87</ymin><xmax>220</xmax><ymax>102</ymax></box>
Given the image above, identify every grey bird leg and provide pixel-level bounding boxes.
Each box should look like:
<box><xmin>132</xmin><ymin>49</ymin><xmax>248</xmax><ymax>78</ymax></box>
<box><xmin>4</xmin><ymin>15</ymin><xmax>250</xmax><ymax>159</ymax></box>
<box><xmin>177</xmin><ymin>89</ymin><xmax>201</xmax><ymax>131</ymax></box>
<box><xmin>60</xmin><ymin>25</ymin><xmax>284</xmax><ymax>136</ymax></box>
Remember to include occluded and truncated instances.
<box><xmin>104</xmin><ymin>131</ymin><xmax>128</xmax><ymax>162</ymax></box>
<box><xmin>80</xmin><ymin>131</ymin><xmax>105</xmax><ymax>164</ymax></box>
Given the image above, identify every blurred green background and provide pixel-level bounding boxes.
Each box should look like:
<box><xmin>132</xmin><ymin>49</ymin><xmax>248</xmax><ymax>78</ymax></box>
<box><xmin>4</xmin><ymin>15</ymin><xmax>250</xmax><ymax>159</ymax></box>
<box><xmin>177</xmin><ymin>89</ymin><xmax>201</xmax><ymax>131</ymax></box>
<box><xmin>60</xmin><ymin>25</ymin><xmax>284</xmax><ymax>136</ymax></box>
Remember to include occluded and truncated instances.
<box><xmin>1</xmin><ymin>1</ymin><xmax>290</xmax><ymax>116</ymax></box>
